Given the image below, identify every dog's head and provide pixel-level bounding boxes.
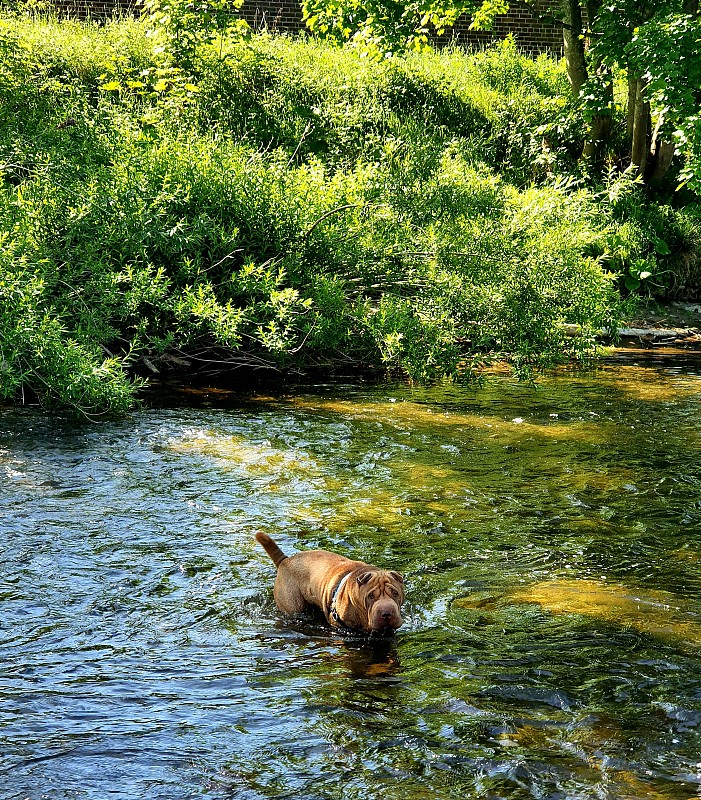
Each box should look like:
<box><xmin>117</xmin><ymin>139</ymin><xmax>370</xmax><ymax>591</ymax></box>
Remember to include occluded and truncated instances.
<box><xmin>350</xmin><ymin>569</ymin><xmax>405</xmax><ymax>634</ymax></box>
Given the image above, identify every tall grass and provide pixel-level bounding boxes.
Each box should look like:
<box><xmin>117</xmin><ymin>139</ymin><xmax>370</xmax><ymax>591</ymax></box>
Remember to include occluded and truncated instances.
<box><xmin>0</xmin><ymin>13</ymin><xmax>698</xmax><ymax>415</ymax></box>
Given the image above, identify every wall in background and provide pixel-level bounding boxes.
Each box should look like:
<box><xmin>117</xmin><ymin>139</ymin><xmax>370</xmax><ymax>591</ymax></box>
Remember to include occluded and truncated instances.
<box><xmin>48</xmin><ymin>0</ymin><xmax>565</xmax><ymax>55</ymax></box>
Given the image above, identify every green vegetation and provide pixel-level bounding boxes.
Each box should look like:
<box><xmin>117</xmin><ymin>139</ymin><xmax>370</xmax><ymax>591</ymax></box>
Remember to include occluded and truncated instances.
<box><xmin>0</xmin><ymin>11</ymin><xmax>699</xmax><ymax>416</ymax></box>
<box><xmin>303</xmin><ymin>0</ymin><xmax>701</xmax><ymax>190</ymax></box>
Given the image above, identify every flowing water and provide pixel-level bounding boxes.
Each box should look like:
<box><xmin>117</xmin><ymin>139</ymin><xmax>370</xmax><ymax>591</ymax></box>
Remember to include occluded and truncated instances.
<box><xmin>2</xmin><ymin>358</ymin><xmax>701</xmax><ymax>799</ymax></box>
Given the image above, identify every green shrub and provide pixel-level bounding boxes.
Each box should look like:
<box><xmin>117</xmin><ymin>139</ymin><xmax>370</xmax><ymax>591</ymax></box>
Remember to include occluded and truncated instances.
<box><xmin>0</xmin><ymin>13</ymin><xmax>696</xmax><ymax>415</ymax></box>
<box><xmin>591</xmin><ymin>170</ymin><xmax>701</xmax><ymax>297</ymax></box>
<box><xmin>0</xmin><ymin>258</ymin><xmax>138</xmax><ymax>416</ymax></box>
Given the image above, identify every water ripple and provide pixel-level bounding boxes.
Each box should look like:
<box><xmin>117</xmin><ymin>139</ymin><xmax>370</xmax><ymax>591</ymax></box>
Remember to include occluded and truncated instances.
<box><xmin>3</xmin><ymin>368</ymin><xmax>701</xmax><ymax>798</ymax></box>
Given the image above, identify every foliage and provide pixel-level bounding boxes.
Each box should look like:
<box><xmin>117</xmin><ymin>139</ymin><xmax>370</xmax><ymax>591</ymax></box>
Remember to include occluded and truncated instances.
<box><xmin>0</xmin><ymin>14</ymin><xmax>697</xmax><ymax>415</ymax></box>
<box><xmin>0</xmin><ymin>258</ymin><xmax>138</xmax><ymax>417</ymax></box>
<box><xmin>625</xmin><ymin>12</ymin><xmax>701</xmax><ymax>190</ymax></box>
<box><xmin>140</xmin><ymin>0</ymin><xmax>248</xmax><ymax>69</ymax></box>
<box><xmin>302</xmin><ymin>0</ymin><xmax>467</xmax><ymax>54</ymax></box>
<box><xmin>593</xmin><ymin>169</ymin><xmax>701</xmax><ymax>296</ymax></box>
<box><xmin>302</xmin><ymin>0</ymin><xmax>700</xmax><ymax>189</ymax></box>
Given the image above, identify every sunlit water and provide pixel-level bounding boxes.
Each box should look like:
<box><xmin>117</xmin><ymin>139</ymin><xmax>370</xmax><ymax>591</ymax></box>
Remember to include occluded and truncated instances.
<box><xmin>2</xmin><ymin>359</ymin><xmax>701</xmax><ymax>799</ymax></box>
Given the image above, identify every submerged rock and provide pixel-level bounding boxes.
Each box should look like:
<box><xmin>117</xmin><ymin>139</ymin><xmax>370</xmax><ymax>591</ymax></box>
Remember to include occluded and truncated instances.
<box><xmin>507</xmin><ymin>579</ymin><xmax>701</xmax><ymax>648</ymax></box>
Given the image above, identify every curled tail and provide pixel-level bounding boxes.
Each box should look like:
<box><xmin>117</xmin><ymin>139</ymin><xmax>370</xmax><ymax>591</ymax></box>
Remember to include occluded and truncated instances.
<box><xmin>255</xmin><ymin>532</ymin><xmax>288</xmax><ymax>568</ymax></box>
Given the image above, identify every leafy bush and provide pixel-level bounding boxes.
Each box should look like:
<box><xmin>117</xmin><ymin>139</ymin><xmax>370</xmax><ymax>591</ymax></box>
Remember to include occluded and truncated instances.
<box><xmin>0</xmin><ymin>256</ymin><xmax>138</xmax><ymax>416</ymax></box>
<box><xmin>591</xmin><ymin>170</ymin><xmax>701</xmax><ymax>297</ymax></box>
<box><xmin>0</xmin><ymin>12</ymin><xmax>696</xmax><ymax>415</ymax></box>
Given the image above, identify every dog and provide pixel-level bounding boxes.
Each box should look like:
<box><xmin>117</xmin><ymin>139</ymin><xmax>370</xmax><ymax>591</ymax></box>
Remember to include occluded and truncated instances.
<box><xmin>256</xmin><ymin>532</ymin><xmax>404</xmax><ymax>635</ymax></box>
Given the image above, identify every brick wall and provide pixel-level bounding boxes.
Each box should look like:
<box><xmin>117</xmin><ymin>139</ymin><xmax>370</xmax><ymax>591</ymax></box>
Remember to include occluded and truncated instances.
<box><xmin>50</xmin><ymin>0</ymin><xmax>138</xmax><ymax>17</ymax></box>
<box><xmin>49</xmin><ymin>0</ymin><xmax>564</xmax><ymax>55</ymax></box>
<box><xmin>451</xmin><ymin>2</ymin><xmax>564</xmax><ymax>54</ymax></box>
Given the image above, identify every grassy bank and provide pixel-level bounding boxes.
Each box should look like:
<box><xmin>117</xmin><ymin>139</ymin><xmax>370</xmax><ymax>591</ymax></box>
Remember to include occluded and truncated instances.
<box><xmin>1</xmin><ymin>13</ymin><xmax>700</xmax><ymax>415</ymax></box>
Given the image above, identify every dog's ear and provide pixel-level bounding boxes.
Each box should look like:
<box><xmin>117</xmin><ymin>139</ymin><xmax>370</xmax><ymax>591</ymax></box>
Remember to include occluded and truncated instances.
<box><xmin>389</xmin><ymin>571</ymin><xmax>404</xmax><ymax>584</ymax></box>
<box><xmin>356</xmin><ymin>571</ymin><xmax>374</xmax><ymax>586</ymax></box>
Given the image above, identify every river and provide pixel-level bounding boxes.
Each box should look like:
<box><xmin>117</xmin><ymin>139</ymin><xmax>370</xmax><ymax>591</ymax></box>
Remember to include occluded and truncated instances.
<box><xmin>2</xmin><ymin>356</ymin><xmax>701</xmax><ymax>799</ymax></box>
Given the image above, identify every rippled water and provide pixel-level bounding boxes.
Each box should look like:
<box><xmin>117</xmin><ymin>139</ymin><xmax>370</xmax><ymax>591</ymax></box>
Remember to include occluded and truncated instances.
<box><xmin>2</xmin><ymin>360</ymin><xmax>701</xmax><ymax>799</ymax></box>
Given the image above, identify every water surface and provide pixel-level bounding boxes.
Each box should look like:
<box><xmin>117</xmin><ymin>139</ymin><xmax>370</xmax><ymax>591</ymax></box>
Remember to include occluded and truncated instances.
<box><xmin>2</xmin><ymin>360</ymin><xmax>701</xmax><ymax>799</ymax></box>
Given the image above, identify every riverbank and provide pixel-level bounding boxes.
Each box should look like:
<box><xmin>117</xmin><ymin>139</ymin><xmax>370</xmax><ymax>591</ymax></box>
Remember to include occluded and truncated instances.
<box><xmin>1</xmin><ymin>15</ymin><xmax>699</xmax><ymax>415</ymax></box>
<box><xmin>612</xmin><ymin>301</ymin><xmax>701</xmax><ymax>350</ymax></box>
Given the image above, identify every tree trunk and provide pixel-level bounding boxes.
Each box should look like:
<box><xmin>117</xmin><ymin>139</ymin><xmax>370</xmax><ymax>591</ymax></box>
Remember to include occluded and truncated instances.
<box><xmin>643</xmin><ymin>0</ymin><xmax>696</xmax><ymax>182</ymax></box>
<box><xmin>646</xmin><ymin>110</ymin><xmax>676</xmax><ymax>184</ymax></box>
<box><xmin>627</xmin><ymin>75</ymin><xmax>636</xmax><ymax>144</ymax></box>
<box><xmin>582</xmin><ymin>70</ymin><xmax>613</xmax><ymax>164</ymax></box>
<box><xmin>562</xmin><ymin>0</ymin><xmax>587</xmax><ymax>96</ymax></box>
<box><xmin>630</xmin><ymin>77</ymin><xmax>650</xmax><ymax>176</ymax></box>
<box><xmin>647</xmin><ymin>140</ymin><xmax>676</xmax><ymax>184</ymax></box>
<box><xmin>563</xmin><ymin>0</ymin><xmax>612</xmax><ymax>165</ymax></box>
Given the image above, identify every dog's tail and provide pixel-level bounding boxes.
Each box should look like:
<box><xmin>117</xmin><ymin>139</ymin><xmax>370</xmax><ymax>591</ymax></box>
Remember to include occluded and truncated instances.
<box><xmin>255</xmin><ymin>532</ymin><xmax>288</xmax><ymax>568</ymax></box>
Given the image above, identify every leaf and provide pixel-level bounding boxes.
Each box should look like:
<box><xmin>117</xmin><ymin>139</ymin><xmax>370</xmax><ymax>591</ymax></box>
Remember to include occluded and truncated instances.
<box><xmin>469</xmin><ymin>0</ymin><xmax>509</xmax><ymax>31</ymax></box>
<box><xmin>654</xmin><ymin>238</ymin><xmax>670</xmax><ymax>255</ymax></box>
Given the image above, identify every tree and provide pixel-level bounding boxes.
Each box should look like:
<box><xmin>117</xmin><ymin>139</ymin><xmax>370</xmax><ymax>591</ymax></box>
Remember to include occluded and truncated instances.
<box><xmin>301</xmin><ymin>0</ymin><xmax>701</xmax><ymax>190</ymax></box>
<box><xmin>584</xmin><ymin>0</ymin><xmax>700</xmax><ymax>187</ymax></box>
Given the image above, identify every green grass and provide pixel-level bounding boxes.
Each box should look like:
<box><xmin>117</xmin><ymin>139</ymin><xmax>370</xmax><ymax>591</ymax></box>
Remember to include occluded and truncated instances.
<box><xmin>0</xmin><ymin>12</ymin><xmax>698</xmax><ymax>415</ymax></box>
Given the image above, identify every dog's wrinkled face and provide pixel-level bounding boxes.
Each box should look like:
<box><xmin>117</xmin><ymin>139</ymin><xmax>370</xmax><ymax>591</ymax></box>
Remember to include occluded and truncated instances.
<box><xmin>353</xmin><ymin>569</ymin><xmax>404</xmax><ymax>633</ymax></box>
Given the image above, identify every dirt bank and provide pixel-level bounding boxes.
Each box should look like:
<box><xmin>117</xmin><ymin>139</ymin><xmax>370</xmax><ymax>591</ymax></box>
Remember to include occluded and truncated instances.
<box><xmin>614</xmin><ymin>301</ymin><xmax>701</xmax><ymax>349</ymax></box>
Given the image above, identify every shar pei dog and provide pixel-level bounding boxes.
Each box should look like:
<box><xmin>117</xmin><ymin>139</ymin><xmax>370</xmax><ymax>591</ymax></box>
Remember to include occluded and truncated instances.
<box><xmin>256</xmin><ymin>532</ymin><xmax>405</xmax><ymax>635</ymax></box>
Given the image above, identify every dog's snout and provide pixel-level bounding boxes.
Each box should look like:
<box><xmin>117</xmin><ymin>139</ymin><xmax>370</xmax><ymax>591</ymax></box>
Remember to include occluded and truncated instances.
<box><xmin>370</xmin><ymin>598</ymin><xmax>403</xmax><ymax>633</ymax></box>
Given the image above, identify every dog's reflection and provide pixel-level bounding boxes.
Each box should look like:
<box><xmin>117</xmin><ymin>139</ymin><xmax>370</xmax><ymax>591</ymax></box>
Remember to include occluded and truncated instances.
<box><xmin>338</xmin><ymin>637</ymin><xmax>401</xmax><ymax>679</ymax></box>
<box><xmin>281</xmin><ymin>616</ymin><xmax>402</xmax><ymax>679</ymax></box>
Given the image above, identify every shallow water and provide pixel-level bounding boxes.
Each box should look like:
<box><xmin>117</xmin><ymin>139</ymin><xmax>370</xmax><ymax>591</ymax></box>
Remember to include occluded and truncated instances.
<box><xmin>2</xmin><ymin>360</ymin><xmax>701</xmax><ymax>799</ymax></box>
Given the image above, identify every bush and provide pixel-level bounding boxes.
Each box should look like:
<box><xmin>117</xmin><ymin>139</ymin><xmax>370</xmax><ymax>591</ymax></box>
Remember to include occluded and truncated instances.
<box><xmin>0</xmin><ymin>12</ymin><xmax>694</xmax><ymax>415</ymax></box>
<box><xmin>591</xmin><ymin>170</ymin><xmax>701</xmax><ymax>297</ymax></box>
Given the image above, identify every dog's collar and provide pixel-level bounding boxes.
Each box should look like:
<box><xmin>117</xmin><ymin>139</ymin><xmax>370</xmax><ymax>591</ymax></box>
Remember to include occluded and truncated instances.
<box><xmin>329</xmin><ymin>572</ymin><xmax>353</xmax><ymax>629</ymax></box>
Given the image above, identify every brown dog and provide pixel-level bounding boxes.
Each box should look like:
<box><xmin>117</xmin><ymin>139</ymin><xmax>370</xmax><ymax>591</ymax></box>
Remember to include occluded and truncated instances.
<box><xmin>256</xmin><ymin>532</ymin><xmax>404</xmax><ymax>635</ymax></box>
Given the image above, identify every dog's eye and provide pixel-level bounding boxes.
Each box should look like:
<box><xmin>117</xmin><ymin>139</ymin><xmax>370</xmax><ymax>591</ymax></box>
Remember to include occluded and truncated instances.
<box><xmin>390</xmin><ymin>588</ymin><xmax>399</xmax><ymax>598</ymax></box>
<box><xmin>367</xmin><ymin>592</ymin><xmax>376</xmax><ymax>601</ymax></box>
